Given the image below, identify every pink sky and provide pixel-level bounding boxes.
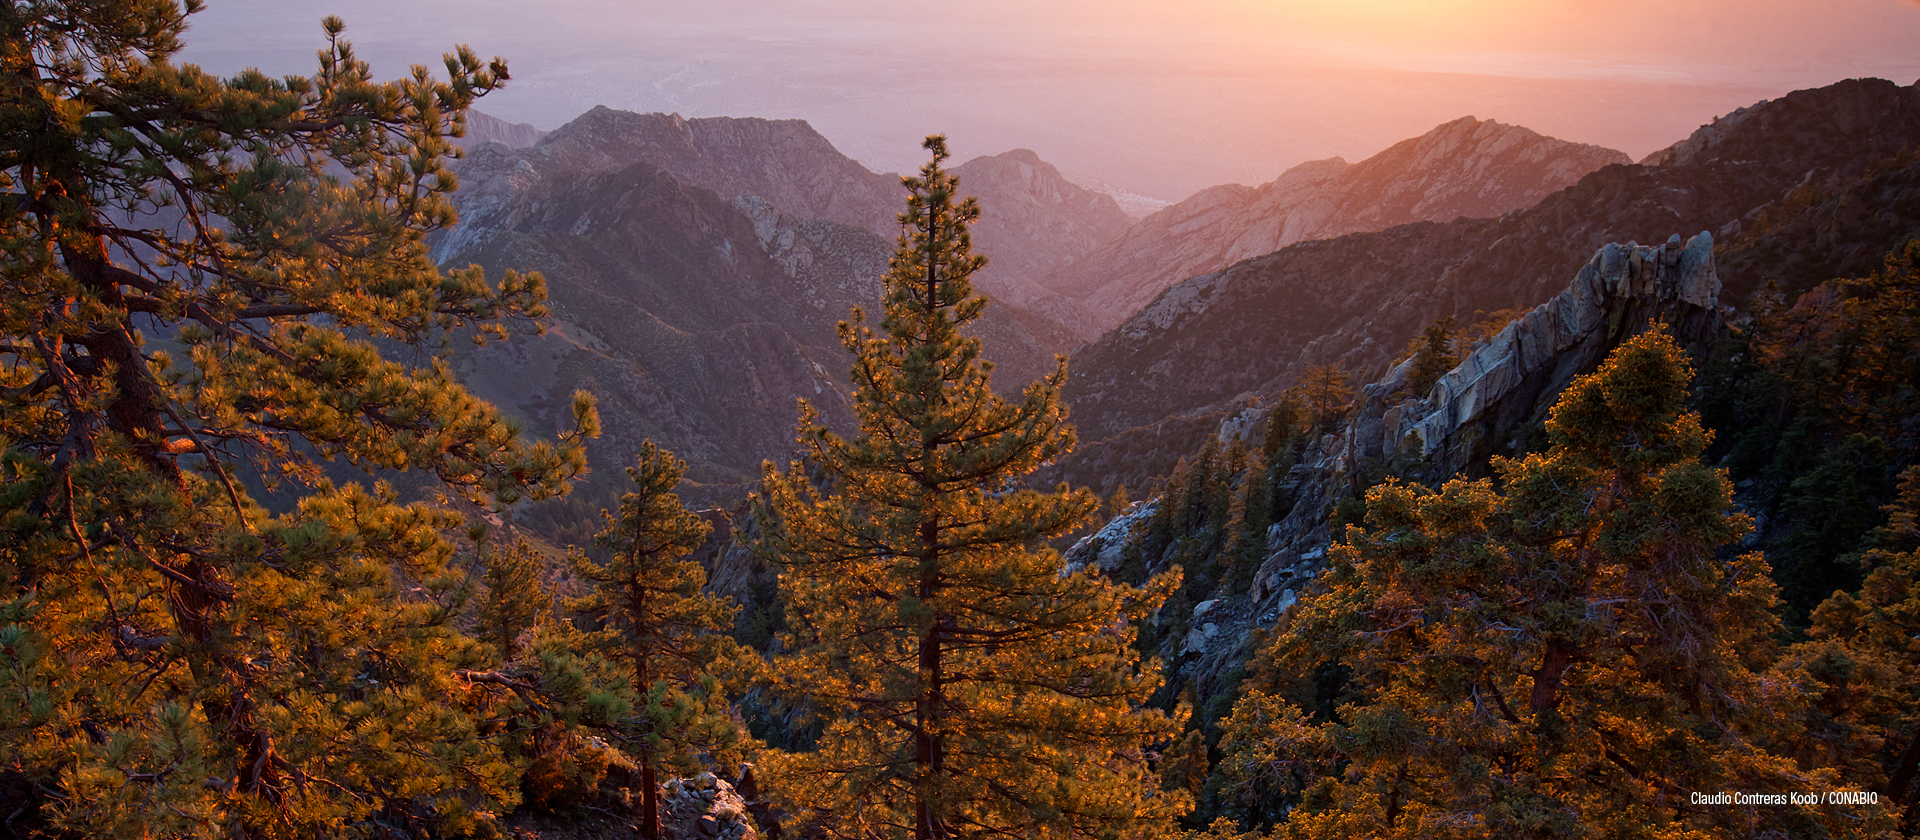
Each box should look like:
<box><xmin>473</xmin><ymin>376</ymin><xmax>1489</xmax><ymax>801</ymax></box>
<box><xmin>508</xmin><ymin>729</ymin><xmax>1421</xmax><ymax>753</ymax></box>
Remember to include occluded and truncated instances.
<box><xmin>179</xmin><ymin>0</ymin><xmax>1920</xmax><ymax>200</ymax></box>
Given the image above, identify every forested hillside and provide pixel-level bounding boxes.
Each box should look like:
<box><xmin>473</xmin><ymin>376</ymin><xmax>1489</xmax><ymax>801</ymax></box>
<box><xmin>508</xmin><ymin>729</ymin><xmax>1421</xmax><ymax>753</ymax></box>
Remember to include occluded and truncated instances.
<box><xmin>2</xmin><ymin>5</ymin><xmax>1916</xmax><ymax>839</ymax></box>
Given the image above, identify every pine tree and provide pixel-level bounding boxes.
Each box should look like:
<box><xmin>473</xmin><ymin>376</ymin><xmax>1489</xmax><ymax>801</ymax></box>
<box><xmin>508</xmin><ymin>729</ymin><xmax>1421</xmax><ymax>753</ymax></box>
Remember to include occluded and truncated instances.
<box><xmin>1775</xmin><ymin>464</ymin><xmax>1920</xmax><ymax>831</ymax></box>
<box><xmin>1401</xmin><ymin>315</ymin><xmax>1459</xmax><ymax>398</ymax></box>
<box><xmin>567</xmin><ymin>441</ymin><xmax>746</xmax><ymax>840</ymax></box>
<box><xmin>478</xmin><ymin>533</ymin><xmax>553</xmax><ymax>661</ymax></box>
<box><xmin>1218</xmin><ymin>330</ymin><xmax>1883</xmax><ymax>838</ymax></box>
<box><xmin>1296</xmin><ymin>363</ymin><xmax>1353</xmax><ymax>432</ymax></box>
<box><xmin>1261</xmin><ymin>396</ymin><xmax>1304</xmax><ymax>522</ymax></box>
<box><xmin>1218</xmin><ymin>448</ymin><xmax>1270</xmax><ymax>596</ymax></box>
<box><xmin>0</xmin><ymin>6</ymin><xmax>595</xmax><ymax>836</ymax></box>
<box><xmin>757</xmin><ymin>135</ymin><xmax>1186</xmax><ymax>840</ymax></box>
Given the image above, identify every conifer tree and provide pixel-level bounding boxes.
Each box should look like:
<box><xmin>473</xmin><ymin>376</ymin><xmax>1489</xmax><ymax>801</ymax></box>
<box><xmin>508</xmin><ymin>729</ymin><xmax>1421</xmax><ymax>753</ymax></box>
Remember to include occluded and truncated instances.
<box><xmin>1401</xmin><ymin>315</ymin><xmax>1459</xmax><ymax>398</ymax></box>
<box><xmin>0</xmin><ymin>5</ymin><xmax>595</xmax><ymax>836</ymax></box>
<box><xmin>1218</xmin><ymin>330</ymin><xmax>1885</xmax><ymax>838</ymax></box>
<box><xmin>1296</xmin><ymin>363</ymin><xmax>1353</xmax><ymax>432</ymax></box>
<box><xmin>758</xmin><ymin>135</ymin><xmax>1186</xmax><ymax>840</ymax></box>
<box><xmin>567</xmin><ymin>441</ymin><xmax>746</xmax><ymax>840</ymax></box>
<box><xmin>1775</xmin><ymin>464</ymin><xmax>1920</xmax><ymax>831</ymax></box>
<box><xmin>1218</xmin><ymin>448</ymin><xmax>1270</xmax><ymax>596</ymax></box>
<box><xmin>478</xmin><ymin>534</ymin><xmax>553</xmax><ymax>661</ymax></box>
<box><xmin>1261</xmin><ymin>396</ymin><xmax>1304</xmax><ymax>522</ymax></box>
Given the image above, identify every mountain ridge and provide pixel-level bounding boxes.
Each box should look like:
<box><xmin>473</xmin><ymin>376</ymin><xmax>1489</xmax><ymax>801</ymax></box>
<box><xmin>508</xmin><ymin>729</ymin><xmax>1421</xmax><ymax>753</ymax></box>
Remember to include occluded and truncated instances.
<box><xmin>1054</xmin><ymin>77</ymin><xmax>1920</xmax><ymax>494</ymax></box>
<box><xmin>1038</xmin><ymin>116</ymin><xmax>1630</xmax><ymax>336</ymax></box>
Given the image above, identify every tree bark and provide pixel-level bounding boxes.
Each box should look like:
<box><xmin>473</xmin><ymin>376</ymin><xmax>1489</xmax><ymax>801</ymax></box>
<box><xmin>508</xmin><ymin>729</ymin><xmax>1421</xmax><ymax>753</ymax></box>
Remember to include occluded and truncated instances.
<box><xmin>915</xmin><ymin>512</ymin><xmax>943</xmax><ymax>840</ymax></box>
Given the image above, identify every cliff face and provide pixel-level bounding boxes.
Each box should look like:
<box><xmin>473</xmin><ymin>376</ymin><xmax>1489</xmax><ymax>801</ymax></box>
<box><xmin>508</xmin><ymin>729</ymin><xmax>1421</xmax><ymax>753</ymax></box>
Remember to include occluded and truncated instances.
<box><xmin>1041</xmin><ymin>117</ymin><xmax>1629</xmax><ymax>336</ymax></box>
<box><xmin>1058</xmin><ymin>78</ymin><xmax>1920</xmax><ymax>493</ymax></box>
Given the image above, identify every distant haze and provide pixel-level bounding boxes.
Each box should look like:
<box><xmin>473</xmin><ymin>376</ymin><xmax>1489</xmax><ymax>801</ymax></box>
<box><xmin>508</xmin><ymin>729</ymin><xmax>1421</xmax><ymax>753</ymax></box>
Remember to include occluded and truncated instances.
<box><xmin>179</xmin><ymin>0</ymin><xmax>1920</xmax><ymax>201</ymax></box>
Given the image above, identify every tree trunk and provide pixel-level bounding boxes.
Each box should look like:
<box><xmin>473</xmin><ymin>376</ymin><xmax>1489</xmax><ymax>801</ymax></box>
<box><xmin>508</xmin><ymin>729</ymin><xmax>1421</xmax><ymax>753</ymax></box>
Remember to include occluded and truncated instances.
<box><xmin>1885</xmin><ymin>725</ymin><xmax>1920</xmax><ymax>813</ymax></box>
<box><xmin>633</xmin><ymin>576</ymin><xmax>660</xmax><ymax>840</ymax></box>
<box><xmin>641</xmin><ymin>755</ymin><xmax>660</xmax><ymax>840</ymax></box>
<box><xmin>915</xmin><ymin>513</ymin><xmax>943</xmax><ymax>840</ymax></box>
<box><xmin>1529</xmin><ymin>641</ymin><xmax>1575</xmax><ymax>719</ymax></box>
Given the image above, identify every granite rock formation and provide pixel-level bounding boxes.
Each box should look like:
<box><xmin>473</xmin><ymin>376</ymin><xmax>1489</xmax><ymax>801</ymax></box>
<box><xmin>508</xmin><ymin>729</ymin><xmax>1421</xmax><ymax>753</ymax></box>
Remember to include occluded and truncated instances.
<box><xmin>661</xmin><ymin>772</ymin><xmax>758</xmax><ymax>840</ymax></box>
<box><xmin>1063</xmin><ymin>233</ymin><xmax>1726</xmax><ymax>685</ymax></box>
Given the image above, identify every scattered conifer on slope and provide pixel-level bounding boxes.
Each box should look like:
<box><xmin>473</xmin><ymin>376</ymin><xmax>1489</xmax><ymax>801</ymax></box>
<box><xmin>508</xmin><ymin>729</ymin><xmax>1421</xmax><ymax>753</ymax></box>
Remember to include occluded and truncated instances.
<box><xmin>564</xmin><ymin>441</ymin><xmax>748</xmax><ymax>840</ymax></box>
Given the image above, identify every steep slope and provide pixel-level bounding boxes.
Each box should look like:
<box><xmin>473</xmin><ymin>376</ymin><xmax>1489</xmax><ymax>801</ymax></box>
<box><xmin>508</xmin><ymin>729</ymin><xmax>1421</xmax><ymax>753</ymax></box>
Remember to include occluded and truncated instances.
<box><xmin>1059</xmin><ymin>77</ymin><xmax>1920</xmax><ymax>490</ymax></box>
<box><xmin>1050</xmin><ymin>238</ymin><xmax>1731</xmax><ymax>815</ymax></box>
<box><xmin>1045</xmin><ymin>117</ymin><xmax>1629</xmax><ymax>335</ymax></box>
<box><xmin>442</xmin><ymin>162</ymin><xmax>867</xmax><ymax>497</ymax></box>
<box><xmin>950</xmin><ymin>149</ymin><xmax>1134</xmax><ymax>315</ymax></box>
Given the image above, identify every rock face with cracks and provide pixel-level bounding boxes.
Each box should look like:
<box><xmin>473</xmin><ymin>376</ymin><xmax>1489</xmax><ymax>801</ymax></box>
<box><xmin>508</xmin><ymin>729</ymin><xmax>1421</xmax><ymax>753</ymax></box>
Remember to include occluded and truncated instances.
<box><xmin>1065</xmin><ymin>233</ymin><xmax>1725</xmax><ymax>683</ymax></box>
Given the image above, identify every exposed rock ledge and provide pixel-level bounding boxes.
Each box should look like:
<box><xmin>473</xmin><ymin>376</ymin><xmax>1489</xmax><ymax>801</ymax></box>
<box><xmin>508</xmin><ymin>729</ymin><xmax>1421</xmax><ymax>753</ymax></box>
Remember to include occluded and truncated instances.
<box><xmin>1066</xmin><ymin>233</ymin><xmax>1726</xmax><ymax>664</ymax></box>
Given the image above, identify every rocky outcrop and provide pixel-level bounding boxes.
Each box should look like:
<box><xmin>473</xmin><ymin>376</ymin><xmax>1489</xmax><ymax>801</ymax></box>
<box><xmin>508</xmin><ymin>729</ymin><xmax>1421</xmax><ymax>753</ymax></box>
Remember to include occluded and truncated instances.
<box><xmin>951</xmin><ymin>149</ymin><xmax>1135</xmax><ymax>314</ymax></box>
<box><xmin>1063</xmin><ymin>234</ymin><xmax>1726</xmax><ymax>703</ymax></box>
<box><xmin>1400</xmin><ymin>232</ymin><xmax>1720</xmax><ymax>474</ymax></box>
<box><xmin>661</xmin><ymin>772</ymin><xmax>758</xmax><ymax>840</ymax></box>
<box><xmin>1043</xmin><ymin>117</ymin><xmax>1629</xmax><ymax>335</ymax></box>
<box><xmin>1242</xmin><ymin>235</ymin><xmax>1720</xmax><ymax>699</ymax></box>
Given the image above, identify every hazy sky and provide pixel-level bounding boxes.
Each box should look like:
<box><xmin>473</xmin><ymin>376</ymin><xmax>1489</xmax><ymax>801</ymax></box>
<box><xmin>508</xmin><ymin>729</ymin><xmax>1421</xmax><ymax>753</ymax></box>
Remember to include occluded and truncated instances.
<box><xmin>178</xmin><ymin>0</ymin><xmax>1920</xmax><ymax>200</ymax></box>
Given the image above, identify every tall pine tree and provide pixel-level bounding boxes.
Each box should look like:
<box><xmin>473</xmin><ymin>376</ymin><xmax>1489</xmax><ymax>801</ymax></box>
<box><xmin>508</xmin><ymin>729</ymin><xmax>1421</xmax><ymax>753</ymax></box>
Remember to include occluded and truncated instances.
<box><xmin>566</xmin><ymin>441</ymin><xmax>746</xmax><ymax>840</ymax></box>
<box><xmin>0</xmin><ymin>5</ymin><xmax>594</xmax><ymax>836</ymax></box>
<box><xmin>757</xmin><ymin>135</ymin><xmax>1185</xmax><ymax>840</ymax></box>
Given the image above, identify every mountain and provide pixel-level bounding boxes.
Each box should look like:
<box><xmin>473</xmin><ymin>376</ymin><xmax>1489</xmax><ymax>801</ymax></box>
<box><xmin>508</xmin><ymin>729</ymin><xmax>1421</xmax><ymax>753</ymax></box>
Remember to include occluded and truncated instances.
<box><xmin>432</xmin><ymin>122</ymin><xmax>1080</xmax><ymax>509</ymax></box>
<box><xmin>459</xmin><ymin>110</ymin><xmax>547</xmax><ymax>150</ymax></box>
<box><xmin>1041</xmin><ymin>117</ymin><xmax>1629</xmax><ymax>336</ymax></box>
<box><xmin>514</xmin><ymin>107</ymin><xmax>908</xmax><ymax>235</ymax></box>
<box><xmin>438</xmin><ymin>107</ymin><xmax>1115</xmax><ymax>350</ymax></box>
<box><xmin>442</xmin><ymin>159</ymin><xmax>870</xmax><ymax>495</ymax></box>
<box><xmin>1056</xmin><ymin>78</ymin><xmax>1920</xmax><ymax>493</ymax></box>
<box><xmin>949</xmin><ymin>149</ymin><xmax>1135</xmax><ymax>311</ymax></box>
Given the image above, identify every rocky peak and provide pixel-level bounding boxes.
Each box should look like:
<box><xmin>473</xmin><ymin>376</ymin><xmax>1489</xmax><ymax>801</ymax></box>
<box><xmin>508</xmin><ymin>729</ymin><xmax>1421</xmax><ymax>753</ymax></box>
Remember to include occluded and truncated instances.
<box><xmin>456</xmin><ymin>109</ymin><xmax>546</xmax><ymax>151</ymax></box>
<box><xmin>522</xmin><ymin>107</ymin><xmax>906</xmax><ymax>233</ymax></box>
<box><xmin>951</xmin><ymin>148</ymin><xmax>1135</xmax><ymax>310</ymax></box>
<box><xmin>1338</xmin><ymin>116</ymin><xmax>1629</xmax><ymax>228</ymax></box>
